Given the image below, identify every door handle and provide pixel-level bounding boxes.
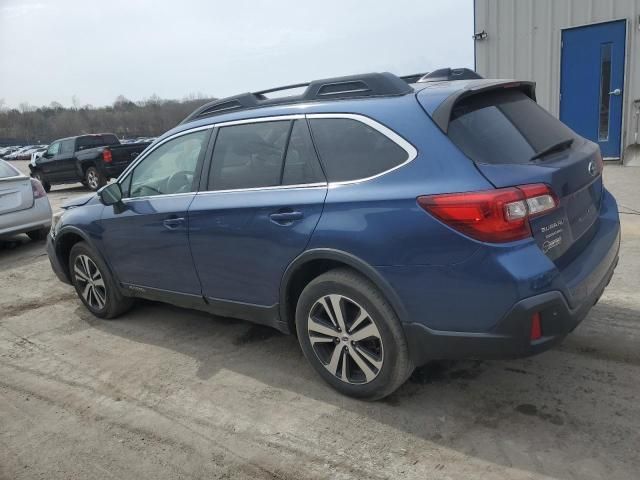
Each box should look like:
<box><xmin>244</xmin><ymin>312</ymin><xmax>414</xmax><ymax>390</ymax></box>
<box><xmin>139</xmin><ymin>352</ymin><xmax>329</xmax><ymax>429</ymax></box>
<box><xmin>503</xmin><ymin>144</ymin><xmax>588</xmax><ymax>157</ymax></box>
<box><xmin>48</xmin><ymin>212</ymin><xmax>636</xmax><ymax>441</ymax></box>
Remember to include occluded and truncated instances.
<box><xmin>163</xmin><ymin>217</ymin><xmax>185</xmax><ymax>229</ymax></box>
<box><xmin>269</xmin><ymin>210</ymin><xmax>304</xmax><ymax>224</ymax></box>
<box><xmin>609</xmin><ymin>88</ymin><xmax>622</xmax><ymax>96</ymax></box>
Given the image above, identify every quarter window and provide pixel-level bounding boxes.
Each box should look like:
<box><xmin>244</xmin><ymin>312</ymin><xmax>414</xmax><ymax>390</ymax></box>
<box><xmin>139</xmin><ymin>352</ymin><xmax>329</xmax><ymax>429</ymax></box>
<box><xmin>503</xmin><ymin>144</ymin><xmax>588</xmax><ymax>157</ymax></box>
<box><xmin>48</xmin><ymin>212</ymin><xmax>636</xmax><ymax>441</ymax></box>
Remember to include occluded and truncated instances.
<box><xmin>208</xmin><ymin>121</ymin><xmax>290</xmax><ymax>190</ymax></box>
<box><xmin>123</xmin><ymin>129</ymin><xmax>209</xmax><ymax>198</ymax></box>
<box><xmin>308</xmin><ymin>118</ymin><xmax>409</xmax><ymax>182</ymax></box>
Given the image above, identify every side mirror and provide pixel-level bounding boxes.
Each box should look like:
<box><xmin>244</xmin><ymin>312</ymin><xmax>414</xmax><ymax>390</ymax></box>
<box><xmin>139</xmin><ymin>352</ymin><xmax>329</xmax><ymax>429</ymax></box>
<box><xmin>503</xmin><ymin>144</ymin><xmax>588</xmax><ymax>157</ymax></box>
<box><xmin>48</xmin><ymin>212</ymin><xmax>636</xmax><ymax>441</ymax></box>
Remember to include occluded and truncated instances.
<box><xmin>98</xmin><ymin>182</ymin><xmax>123</xmax><ymax>206</ymax></box>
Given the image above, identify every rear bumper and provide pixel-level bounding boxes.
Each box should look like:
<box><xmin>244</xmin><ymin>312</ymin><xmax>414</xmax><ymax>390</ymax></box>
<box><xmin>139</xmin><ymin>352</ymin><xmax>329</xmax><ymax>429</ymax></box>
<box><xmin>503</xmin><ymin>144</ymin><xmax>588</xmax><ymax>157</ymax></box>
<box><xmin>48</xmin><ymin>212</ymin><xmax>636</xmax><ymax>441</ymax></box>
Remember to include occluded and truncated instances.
<box><xmin>0</xmin><ymin>197</ymin><xmax>52</xmax><ymax>237</ymax></box>
<box><xmin>394</xmin><ymin>188</ymin><xmax>621</xmax><ymax>365</ymax></box>
<box><xmin>403</xmin><ymin>225</ymin><xmax>620</xmax><ymax>365</ymax></box>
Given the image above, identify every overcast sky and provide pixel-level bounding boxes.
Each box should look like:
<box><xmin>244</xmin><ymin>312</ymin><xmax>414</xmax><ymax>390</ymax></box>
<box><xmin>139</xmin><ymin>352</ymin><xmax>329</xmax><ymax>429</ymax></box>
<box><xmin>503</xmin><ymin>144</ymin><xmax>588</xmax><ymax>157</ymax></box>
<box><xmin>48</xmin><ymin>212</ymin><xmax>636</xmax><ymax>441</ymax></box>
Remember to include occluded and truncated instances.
<box><xmin>0</xmin><ymin>0</ymin><xmax>473</xmax><ymax>108</ymax></box>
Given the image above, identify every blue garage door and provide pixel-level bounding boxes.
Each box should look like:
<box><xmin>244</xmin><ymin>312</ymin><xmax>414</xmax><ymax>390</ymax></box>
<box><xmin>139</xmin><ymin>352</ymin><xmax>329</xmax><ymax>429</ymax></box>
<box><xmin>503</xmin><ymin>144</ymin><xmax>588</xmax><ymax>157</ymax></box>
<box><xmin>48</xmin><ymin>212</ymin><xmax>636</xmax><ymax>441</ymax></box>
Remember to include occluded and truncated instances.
<box><xmin>560</xmin><ymin>20</ymin><xmax>626</xmax><ymax>159</ymax></box>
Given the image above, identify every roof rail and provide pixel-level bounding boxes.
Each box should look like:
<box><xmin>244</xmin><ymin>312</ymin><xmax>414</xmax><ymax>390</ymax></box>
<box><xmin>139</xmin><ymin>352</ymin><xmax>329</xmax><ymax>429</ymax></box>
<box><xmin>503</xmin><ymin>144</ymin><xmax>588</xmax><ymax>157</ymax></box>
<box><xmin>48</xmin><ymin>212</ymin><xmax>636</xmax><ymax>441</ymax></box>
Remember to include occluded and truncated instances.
<box><xmin>399</xmin><ymin>72</ymin><xmax>429</xmax><ymax>84</ymax></box>
<box><xmin>180</xmin><ymin>72</ymin><xmax>413</xmax><ymax>124</ymax></box>
<box><xmin>418</xmin><ymin>68</ymin><xmax>483</xmax><ymax>83</ymax></box>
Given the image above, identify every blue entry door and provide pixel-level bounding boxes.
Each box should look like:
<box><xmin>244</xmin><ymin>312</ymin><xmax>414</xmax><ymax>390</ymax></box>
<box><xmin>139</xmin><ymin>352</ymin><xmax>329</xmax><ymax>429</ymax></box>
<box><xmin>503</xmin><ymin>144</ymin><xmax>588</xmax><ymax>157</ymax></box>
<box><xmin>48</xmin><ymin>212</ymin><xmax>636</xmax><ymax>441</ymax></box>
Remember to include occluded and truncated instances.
<box><xmin>560</xmin><ymin>20</ymin><xmax>626</xmax><ymax>158</ymax></box>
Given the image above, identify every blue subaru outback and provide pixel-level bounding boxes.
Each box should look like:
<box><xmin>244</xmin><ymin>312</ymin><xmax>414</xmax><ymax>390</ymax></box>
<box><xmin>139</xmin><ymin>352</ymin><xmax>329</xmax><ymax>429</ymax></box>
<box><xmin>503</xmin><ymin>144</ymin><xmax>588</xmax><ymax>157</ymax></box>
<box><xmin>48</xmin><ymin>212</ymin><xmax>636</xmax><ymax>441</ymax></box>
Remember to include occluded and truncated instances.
<box><xmin>47</xmin><ymin>68</ymin><xmax>620</xmax><ymax>400</ymax></box>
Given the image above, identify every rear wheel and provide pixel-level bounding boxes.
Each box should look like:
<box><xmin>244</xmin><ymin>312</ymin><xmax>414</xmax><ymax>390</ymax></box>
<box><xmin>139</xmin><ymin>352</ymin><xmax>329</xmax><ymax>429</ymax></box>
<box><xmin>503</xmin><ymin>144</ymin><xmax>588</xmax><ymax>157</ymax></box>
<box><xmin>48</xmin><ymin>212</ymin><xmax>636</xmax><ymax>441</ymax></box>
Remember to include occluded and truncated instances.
<box><xmin>85</xmin><ymin>166</ymin><xmax>105</xmax><ymax>191</ymax></box>
<box><xmin>27</xmin><ymin>226</ymin><xmax>50</xmax><ymax>241</ymax></box>
<box><xmin>69</xmin><ymin>242</ymin><xmax>134</xmax><ymax>319</ymax></box>
<box><xmin>295</xmin><ymin>268</ymin><xmax>413</xmax><ymax>400</ymax></box>
<box><xmin>32</xmin><ymin>171</ymin><xmax>51</xmax><ymax>192</ymax></box>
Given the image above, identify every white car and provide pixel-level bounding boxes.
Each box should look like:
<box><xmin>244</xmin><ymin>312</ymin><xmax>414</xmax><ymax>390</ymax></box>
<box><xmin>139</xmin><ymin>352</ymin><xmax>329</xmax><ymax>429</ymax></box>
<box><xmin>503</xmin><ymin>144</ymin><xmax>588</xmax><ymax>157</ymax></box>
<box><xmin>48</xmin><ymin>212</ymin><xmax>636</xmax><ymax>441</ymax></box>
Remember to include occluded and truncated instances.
<box><xmin>0</xmin><ymin>159</ymin><xmax>52</xmax><ymax>240</ymax></box>
<box><xmin>17</xmin><ymin>146</ymin><xmax>42</xmax><ymax>160</ymax></box>
<box><xmin>6</xmin><ymin>146</ymin><xmax>34</xmax><ymax>160</ymax></box>
<box><xmin>30</xmin><ymin>147</ymin><xmax>48</xmax><ymax>167</ymax></box>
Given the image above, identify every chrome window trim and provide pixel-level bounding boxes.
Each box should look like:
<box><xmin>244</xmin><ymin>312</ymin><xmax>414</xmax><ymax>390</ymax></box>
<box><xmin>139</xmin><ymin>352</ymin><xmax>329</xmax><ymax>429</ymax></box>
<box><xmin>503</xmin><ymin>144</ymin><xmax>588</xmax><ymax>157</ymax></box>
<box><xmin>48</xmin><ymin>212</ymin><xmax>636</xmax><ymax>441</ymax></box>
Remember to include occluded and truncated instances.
<box><xmin>215</xmin><ymin>114</ymin><xmax>304</xmax><ymax>128</ymax></box>
<box><xmin>117</xmin><ymin>112</ymin><xmax>417</xmax><ymax>199</ymax></box>
<box><xmin>196</xmin><ymin>182</ymin><xmax>327</xmax><ymax>196</ymax></box>
<box><xmin>117</xmin><ymin>125</ymin><xmax>214</xmax><ymax>183</ymax></box>
<box><xmin>117</xmin><ymin>124</ymin><xmax>214</xmax><ymax>200</ymax></box>
<box><xmin>305</xmin><ymin>113</ymin><xmax>418</xmax><ymax>187</ymax></box>
<box><xmin>122</xmin><ymin>191</ymin><xmax>196</xmax><ymax>203</ymax></box>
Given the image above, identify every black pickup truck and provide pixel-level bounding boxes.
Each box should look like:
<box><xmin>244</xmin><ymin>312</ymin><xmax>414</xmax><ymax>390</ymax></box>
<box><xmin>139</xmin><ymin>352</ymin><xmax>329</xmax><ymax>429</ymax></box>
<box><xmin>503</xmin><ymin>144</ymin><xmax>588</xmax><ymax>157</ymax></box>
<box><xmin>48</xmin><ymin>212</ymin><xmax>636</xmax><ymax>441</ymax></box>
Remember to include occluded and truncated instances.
<box><xmin>30</xmin><ymin>134</ymin><xmax>151</xmax><ymax>191</ymax></box>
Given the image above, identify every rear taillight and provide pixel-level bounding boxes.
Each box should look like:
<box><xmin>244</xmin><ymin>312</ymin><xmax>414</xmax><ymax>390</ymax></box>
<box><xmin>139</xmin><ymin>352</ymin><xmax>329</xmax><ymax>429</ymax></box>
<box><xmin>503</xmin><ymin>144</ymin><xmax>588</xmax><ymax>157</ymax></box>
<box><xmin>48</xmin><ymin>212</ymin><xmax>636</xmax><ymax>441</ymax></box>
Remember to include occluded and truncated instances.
<box><xmin>30</xmin><ymin>178</ymin><xmax>47</xmax><ymax>199</ymax></box>
<box><xmin>102</xmin><ymin>149</ymin><xmax>112</xmax><ymax>163</ymax></box>
<box><xmin>417</xmin><ymin>184</ymin><xmax>558</xmax><ymax>243</ymax></box>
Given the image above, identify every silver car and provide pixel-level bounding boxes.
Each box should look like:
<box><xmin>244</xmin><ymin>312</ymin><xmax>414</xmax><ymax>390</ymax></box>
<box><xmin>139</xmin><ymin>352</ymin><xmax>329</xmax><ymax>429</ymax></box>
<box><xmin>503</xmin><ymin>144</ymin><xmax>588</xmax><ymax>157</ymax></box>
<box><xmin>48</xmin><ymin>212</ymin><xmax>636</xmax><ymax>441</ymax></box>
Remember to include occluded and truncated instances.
<box><xmin>0</xmin><ymin>159</ymin><xmax>52</xmax><ymax>240</ymax></box>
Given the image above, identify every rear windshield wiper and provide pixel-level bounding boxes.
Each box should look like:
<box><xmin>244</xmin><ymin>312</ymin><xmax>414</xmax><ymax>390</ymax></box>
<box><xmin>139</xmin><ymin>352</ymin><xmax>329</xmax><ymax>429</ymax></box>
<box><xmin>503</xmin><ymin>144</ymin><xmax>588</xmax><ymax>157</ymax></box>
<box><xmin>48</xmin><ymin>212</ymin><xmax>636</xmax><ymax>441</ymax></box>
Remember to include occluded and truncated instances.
<box><xmin>529</xmin><ymin>138</ymin><xmax>574</xmax><ymax>162</ymax></box>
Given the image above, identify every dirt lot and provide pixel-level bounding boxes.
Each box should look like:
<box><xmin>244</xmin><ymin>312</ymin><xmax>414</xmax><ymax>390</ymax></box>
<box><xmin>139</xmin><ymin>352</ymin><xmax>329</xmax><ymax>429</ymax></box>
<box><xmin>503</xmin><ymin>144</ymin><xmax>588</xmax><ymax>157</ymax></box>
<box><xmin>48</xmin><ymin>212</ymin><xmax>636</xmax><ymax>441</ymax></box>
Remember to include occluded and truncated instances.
<box><xmin>1</xmin><ymin>161</ymin><xmax>639</xmax><ymax>480</ymax></box>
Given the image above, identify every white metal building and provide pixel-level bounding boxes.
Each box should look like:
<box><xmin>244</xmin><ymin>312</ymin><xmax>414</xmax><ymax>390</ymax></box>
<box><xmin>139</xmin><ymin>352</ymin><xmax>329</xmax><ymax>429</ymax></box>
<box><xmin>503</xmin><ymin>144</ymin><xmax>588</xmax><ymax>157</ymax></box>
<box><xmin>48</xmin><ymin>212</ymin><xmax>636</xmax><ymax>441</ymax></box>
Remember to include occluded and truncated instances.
<box><xmin>474</xmin><ymin>0</ymin><xmax>640</xmax><ymax>163</ymax></box>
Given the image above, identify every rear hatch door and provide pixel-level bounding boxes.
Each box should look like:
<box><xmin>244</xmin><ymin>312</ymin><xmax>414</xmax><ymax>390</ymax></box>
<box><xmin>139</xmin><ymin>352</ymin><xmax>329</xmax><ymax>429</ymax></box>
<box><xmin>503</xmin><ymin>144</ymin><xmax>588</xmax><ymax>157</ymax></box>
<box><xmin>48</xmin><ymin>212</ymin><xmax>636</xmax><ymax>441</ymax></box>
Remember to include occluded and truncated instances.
<box><xmin>421</xmin><ymin>85</ymin><xmax>603</xmax><ymax>263</ymax></box>
<box><xmin>0</xmin><ymin>162</ymin><xmax>33</xmax><ymax>215</ymax></box>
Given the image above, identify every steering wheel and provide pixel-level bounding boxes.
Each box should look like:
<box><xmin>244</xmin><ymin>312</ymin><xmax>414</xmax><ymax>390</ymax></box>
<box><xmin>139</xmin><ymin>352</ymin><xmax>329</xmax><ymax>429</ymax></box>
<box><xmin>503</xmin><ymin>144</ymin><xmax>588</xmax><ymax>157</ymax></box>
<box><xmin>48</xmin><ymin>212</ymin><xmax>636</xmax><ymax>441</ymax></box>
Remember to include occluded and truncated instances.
<box><xmin>166</xmin><ymin>170</ymin><xmax>193</xmax><ymax>193</ymax></box>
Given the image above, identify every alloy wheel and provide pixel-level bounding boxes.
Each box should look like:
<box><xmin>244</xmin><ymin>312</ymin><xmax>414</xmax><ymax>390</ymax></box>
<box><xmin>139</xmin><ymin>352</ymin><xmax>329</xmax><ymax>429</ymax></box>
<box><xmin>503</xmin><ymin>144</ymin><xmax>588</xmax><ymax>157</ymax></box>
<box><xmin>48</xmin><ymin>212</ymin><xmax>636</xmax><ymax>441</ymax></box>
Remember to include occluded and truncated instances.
<box><xmin>307</xmin><ymin>294</ymin><xmax>384</xmax><ymax>384</ymax></box>
<box><xmin>74</xmin><ymin>254</ymin><xmax>107</xmax><ymax>310</ymax></box>
<box><xmin>87</xmin><ymin>169</ymin><xmax>98</xmax><ymax>189</ymax></box>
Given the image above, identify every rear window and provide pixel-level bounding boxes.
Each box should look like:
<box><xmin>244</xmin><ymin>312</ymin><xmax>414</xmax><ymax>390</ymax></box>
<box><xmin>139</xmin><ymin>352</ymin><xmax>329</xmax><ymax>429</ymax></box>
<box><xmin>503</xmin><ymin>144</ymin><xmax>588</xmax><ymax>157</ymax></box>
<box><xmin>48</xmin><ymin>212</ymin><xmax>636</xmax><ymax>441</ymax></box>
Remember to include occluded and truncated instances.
<box><xmin>76</xmin><ymin>135</ymin><xmax>119</xmax><ymax>150</ymax></box>
<box><xmin>0</xmin><ymin>160</ymin><xmax>20</xmax><ymax>178</ymax></box>
<box><xmin>447</xmin><ymin>90</ymin><xmax>576</xmax><ymax>165</ymax></box>
<box><xmin>309</xmin><ymin>118</ymin><xmax>408</xmax><ymax>182</ymax></box>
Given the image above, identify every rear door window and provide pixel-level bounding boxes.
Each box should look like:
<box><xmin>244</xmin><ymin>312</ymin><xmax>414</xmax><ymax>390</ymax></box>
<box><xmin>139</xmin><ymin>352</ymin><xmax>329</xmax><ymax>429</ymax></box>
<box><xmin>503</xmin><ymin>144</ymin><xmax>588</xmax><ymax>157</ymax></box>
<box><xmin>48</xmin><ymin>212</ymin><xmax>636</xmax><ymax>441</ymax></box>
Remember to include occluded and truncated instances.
<box><xmin>60</xmin><ymin>139</ymin><xmax>74</xmax><ymax>154</ymax></box>
<box><xmin>208</xmin><ymin>121</ymin><xmax>290</xmax><ymax>190</ymax></box>
<box><xmin>447</xmin><ymin>89</ymin><xmax>576</xmax><ymax>165</ymax></box>
<box><xmin>308</xmin><ymin>118</ymin><xmax>408</xmax><ymax>182</ymax></box>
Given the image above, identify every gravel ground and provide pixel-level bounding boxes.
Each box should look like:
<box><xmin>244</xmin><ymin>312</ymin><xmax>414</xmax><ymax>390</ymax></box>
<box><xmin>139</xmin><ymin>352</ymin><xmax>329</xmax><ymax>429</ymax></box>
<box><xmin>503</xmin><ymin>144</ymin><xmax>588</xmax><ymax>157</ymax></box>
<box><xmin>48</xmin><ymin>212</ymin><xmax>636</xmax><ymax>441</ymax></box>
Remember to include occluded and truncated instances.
<box><xmin>1</xmin><ymin>161</ymin><xmax>639</xmax><ymax>479</ymax></box>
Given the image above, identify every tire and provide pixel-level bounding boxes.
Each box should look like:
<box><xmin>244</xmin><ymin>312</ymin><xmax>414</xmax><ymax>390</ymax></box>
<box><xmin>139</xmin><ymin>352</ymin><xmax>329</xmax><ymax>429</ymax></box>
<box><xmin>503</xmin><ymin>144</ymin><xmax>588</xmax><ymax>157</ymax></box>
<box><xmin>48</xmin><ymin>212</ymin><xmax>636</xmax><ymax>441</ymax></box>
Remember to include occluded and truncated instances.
<box><xmin>68</xmin><ymin>242</ymin><xmax>134</xmax><ymax>319</ymax></box>
<box><xmin>27</xmin><ymin>226</ymin><xmax>50</xmax><ymax>241</ymax></box>
<box><xmin>32</xmin><ymin>171</ymin><xmax>51</xmax><ymax>192</ymax></box>
<box><xmin>84</xmin><ymin>166</ymin><xmax>105</xmax><ymax>191</ymax></box>
<box><xmin>295</xmin><ymin>268</ymin><xmax>414</xmax><ymax>400</ymax></box>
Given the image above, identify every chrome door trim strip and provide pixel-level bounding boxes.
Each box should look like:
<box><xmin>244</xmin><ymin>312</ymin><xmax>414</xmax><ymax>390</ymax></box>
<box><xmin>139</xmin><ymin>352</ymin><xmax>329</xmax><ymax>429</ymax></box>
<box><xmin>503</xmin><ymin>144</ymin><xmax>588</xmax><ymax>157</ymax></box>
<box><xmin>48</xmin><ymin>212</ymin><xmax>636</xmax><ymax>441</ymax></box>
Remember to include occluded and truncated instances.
<box><xmin>195</xmin><ymin>182</ymin><xmax>327</xmax><ymax>196</ymax></box>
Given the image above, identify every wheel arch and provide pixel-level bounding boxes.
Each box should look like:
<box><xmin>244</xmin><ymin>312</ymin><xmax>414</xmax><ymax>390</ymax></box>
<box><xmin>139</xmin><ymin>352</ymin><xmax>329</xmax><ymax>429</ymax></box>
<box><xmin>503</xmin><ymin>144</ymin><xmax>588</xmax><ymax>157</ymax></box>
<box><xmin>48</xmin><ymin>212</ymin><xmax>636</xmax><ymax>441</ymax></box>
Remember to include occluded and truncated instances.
<box><xmin>55</xmin><ymin>226</ymin><xmax>119</xmax><ymax>288</ymax></box>
<box><xmin>279</xmin><ymin>249</ymin><xmax>408</xmax><ymax>334</ymax></box>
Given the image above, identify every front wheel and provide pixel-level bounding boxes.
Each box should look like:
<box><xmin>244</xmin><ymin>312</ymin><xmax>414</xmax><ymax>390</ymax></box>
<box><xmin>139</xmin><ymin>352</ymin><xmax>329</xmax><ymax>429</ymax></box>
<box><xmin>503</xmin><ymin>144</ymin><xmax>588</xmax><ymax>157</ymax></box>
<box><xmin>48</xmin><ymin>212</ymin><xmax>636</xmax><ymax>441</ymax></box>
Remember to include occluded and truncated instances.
<box><xmin>32</xmin><ymin>171</ymin><xmax>51</xmax><ymax>192</ymax></box>
<box><xmin>295</xmin><ymin>268</ymin><xmax>413</xmax><ymax>400</ymax></box>
<box><xmin>85</xmin><ymin>166</ymin><xmax>105</xmax><ymax>191</ymax></box>
<box><xmin>69</xmin><ymin>242</ymin><xmax>134</xmax><ymax>319</ymax></box>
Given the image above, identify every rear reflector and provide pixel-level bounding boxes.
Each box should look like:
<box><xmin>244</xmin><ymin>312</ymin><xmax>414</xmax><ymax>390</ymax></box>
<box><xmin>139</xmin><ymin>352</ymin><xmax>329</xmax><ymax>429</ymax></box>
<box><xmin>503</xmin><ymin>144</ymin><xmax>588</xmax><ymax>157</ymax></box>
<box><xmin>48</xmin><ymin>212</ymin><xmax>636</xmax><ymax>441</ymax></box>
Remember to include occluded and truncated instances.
<box><xmin>102</xmin><ymin>149</ymin><xmax>112</xmax><ymax>163</ymax></box>
<box><xmin>30</xmin><ymin>178</ymin><xmax>47</xmax><ymax>199</ymax></box>
<box><xmin>417</xmin><ymin>184</ymin><xmax>558</xmax><ymax>243</ymax></box>
<box><xmin>530</xmin><ymin>312</ymin><xmax>542</xmax><ymax>341</ymax></box>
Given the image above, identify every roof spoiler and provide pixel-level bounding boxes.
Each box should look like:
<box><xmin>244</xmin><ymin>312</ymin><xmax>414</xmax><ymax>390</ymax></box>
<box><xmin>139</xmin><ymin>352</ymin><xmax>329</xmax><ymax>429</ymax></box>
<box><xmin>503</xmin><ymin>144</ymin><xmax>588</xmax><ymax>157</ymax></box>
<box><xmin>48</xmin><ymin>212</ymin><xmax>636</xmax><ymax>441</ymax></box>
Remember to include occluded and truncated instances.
<box><xmin>430</xmin><ymin>80</ymin><xmax>537</xmax><ymax>133</ymax></box>
<box><xmin>418</xmin><ymin>68</ymin><xmax>483</xmax><ymax>83</ymax></box>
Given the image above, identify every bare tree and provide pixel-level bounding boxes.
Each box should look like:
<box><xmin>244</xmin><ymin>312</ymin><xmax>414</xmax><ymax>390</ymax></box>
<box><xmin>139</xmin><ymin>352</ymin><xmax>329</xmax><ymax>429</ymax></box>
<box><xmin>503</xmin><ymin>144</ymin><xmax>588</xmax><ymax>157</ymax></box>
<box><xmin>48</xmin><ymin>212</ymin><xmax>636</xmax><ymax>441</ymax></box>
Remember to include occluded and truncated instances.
<box><xmin>0</xmin><ymin>95</ymin><xmax>215</xmax><ymax>144</ymax></box>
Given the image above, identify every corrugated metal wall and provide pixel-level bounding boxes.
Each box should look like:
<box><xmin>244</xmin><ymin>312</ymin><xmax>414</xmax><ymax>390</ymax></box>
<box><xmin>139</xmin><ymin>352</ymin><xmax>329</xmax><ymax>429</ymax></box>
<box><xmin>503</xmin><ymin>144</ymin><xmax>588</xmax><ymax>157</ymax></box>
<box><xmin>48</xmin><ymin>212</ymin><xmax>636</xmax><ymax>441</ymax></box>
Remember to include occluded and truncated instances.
<box><xmin>474</xmin><ymin>0</ymin><xmax>640</xmax><ymax>158</ymax></box>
